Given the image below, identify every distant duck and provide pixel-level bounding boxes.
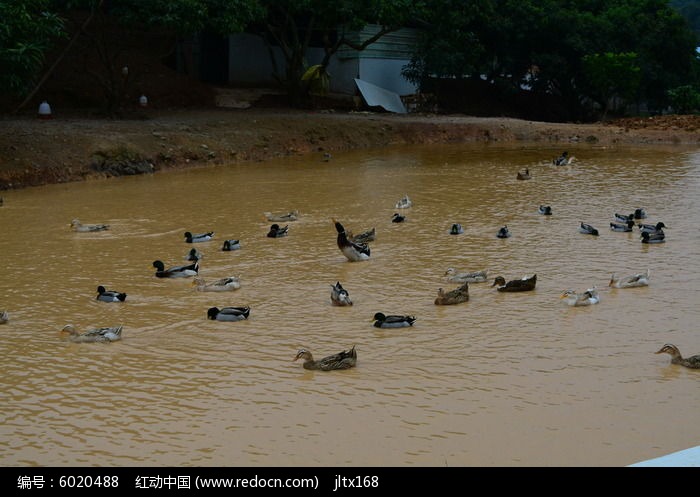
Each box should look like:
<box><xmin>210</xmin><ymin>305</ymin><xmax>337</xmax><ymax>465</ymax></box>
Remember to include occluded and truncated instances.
<box><xmin>294</xmin><ymin>345</ymin><xmax>357</xmax><ymax>371</ymax></box>
<box><xmin>391</xmin><ymin>213</ymin><xmax>406</xmax><ymax>223</ymax></box>
<box><xmin>348</xmin><ymin>227</ymin><xmax>376</xmax><ymax>244</ymax></box>
<box><xmin>553</xmin><ymin>151</ymin><xmax>570</xmax><ymax>166</ymax></box>
<box><xmin>609</xmin><ymin>269</ymin><xmax>650</xmax><ymax>288</ymax></box>
<box><xmin>153</xmin><ymin>259</ymin><xmax>199</xmax><ymax>278</ymax></box>
<box><xmin>207</xmin><ymin>306</ymin><xmax>250</xmax><ymax>321</ymax></box>
<box><xmin>435</xmin><ymin>281</ymin><xmax>470</xmax><ymax>305</ymax></box>
<box><xmin>322</xmin><ymin>152</ymin><xmax>332</xmax><ymax>162</ymax></box>
<box><xmin>655</xmin><ymin>344</ymin><xmax>700</xmax><ymax>369</ymax></box>
<box><xmin>395</xmin><ymin>194</ymin><xmax>412</xmax><ymax>209</ymax></box>
<box><xmin>61</xmin><ymin>324</ymin><xmax>122</xmax><ymax>343</ymax></box>
<box><xmin>0</xmin><ymin>311</ymin><xmax>8</xmax><ymax>324</ymax></box>
<box><xmin>496</xmin><ymin>225</ymin><xmax>511</xmax><ymax>238</ymax></box>
<box><xmin>222</xmin><ymin>239</ymin><xmax>241</xmax><ymax>251</ymax></box>
<box><xmin>638</xmin><ymin>222</ymin><xmax>666</xmax><ymax>234</ymax></box>
<box><xmin>265</xmin><ymin>210</ymin><xmax>298</xmax><ymax>222</ymax></box>
<box><xmin>333</xmin><ymin>219</ymin><xmax>370</xmax><ymax>261</ymax></box>
<box><xmin>516</xmin><ymin>168</ymin><xmax>531</xmax><ymax>180</ymax></box>
<box><xmin>492</xmin><ymin>274</ymin><xmax>537</xmax><ymax>292</ymax></box>
<box><xmin>330</xmin><ymin>281</ymin><xmax>353</xmax><ymax>306</ymax></box>
<box><xmin>193</xmin><ymin>276</ymin><xmax>241</xmax><ymax>292</ymax></box>
<box><xmin>538</xmin><ymin>205</ymin><xmax>552</xmax><ymax>215</ymax></box>
<box><xmin>579</xmin><ymin>223</ymin><xmax>599</xmax><ymax>236</ymax></box>
<box><xmin>445</xmin><ymin>268</ymin><xmax>488</xmax><ymax>283</ymax></box>
<box><xmin>70</xmin><ymin>219</ymin><xmax>109</xmax><ymax>232</ymax></box>
<box><xmin>614</xmin><ymin>212</ymin><xmax>634</xmax><ymax>223</ymax></box>
<box><xmin>610</xmin><ymin>220</ymin><xmax>635</xmax><ymax>232</ymax></box>
<box><xmin>267</xmin><ymin>224</ymin><xmax>289</xmax><ymax>238</ymax></box>
<box><xmin>641</xmin><ymin>231</ymin><xmax>665</xmax><ymax>244</ymax></box>
<box><xmin>450</xmin><ymin>223</ymin><xmax>464</xmax><ymax>235</ymax></box>
<box><xmin>96</xmin><ymin>285</ymin><xmax>127</xmax><ymax>302</ymax></box>
<box><xmin>372</xmin><ymin>312</ymin><xmax>416</xmax><ymax>328</ymax></box>
<box><xmin>185</xmin><ymin>248</ymin><xmax>202</xmax><ymax>261</ymax></box>
<box><xmin>184</xmin><ymin>231</ymin><xmax>214</xmax><ymax>243</ymax></box>
<box><xmin>560</xmin><ymin>287</ymin><xmax>600</xmax><ymax>306</ymax></box>
<box><xmin>634</xmin><ymin>208</ymin><xmax>647</xmax><ymax>220</ymax></box>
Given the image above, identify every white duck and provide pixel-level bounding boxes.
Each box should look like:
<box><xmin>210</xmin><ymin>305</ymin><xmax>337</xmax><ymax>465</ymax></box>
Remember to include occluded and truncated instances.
<box><xmin>609</xmin><ymin>269</ymin><xmax>650</xmax><ymax>288</ymax></box>
<box><xmin>193</xmin><ymin>276</ymin><xmax>241</xmax><ymax>292</ymax></box>
<box><xmin>445</xmin><ymin>268</ymin><xmax>488</xmax><ymax>283</ymax></box>
<box><xmin>560</xmin><ymin>287</ymin><xmax>600</xmax><ymax>306</ymax></box>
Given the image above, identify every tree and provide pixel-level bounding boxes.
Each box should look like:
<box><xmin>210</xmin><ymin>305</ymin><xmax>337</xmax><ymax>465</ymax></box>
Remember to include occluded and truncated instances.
<box><xmin>581</xmin><ymin>52</ymin><xmax>641</xmax><ymax>119</ymax></box>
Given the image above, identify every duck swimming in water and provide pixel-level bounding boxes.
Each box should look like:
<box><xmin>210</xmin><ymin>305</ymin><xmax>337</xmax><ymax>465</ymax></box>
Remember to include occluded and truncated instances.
<box><xmin>450</xmin><ymin>223</ymin><xmax>464</xmax><ymax>235</ymax></box>
<box><xmin>609</xmin><ymin>269</ymin><xmax>650</xmax><ymax>288</ymax></box>
<box><xmin>553</xmin><ymin>151</ymin><xmax>570</xmax><ymax>166</ymax></box>
<box><xmin>638</xmin><ymin>222</ymin><xmax>666</xmax><ymax>234</ymax></box>
<box><xmin>267</xmin><ymin>224</ymin><xmax>289</xmax><ymax>238</ymax></box>
<box><xmin>655</xmin><ymin>344</ymin><xmax>700</xmax><ymax>369</ymax></box>
<box><xmin>516</xmin><ymin>168</ymin><xmax>531</xmax><ymax>180</ymax></box>
<box><xmin>444</xmin><ymin>268</ymin><xmax>488</xmax><ymax>283</ymax></box>
<box><xmin>391</xmin><ymin>213</ymin><xmax>406</xmax><ymax>223</ymax></box>
<box><xmin>560</xmin><ymin>287</ymin><xmax>600</xmax><ymax>306</ymax></box>
<box><xmin>70</xmin><ymin>219</ymin><xmax>110</xmax><ymax>232</ymax></box>
<box><xmin>372</xmin><ymin>312</ymin><xmax>416</xmax><ymax>328</ymax></box>
<box><xmin>434</xmin><ymin>281</ymin><xmax>469</xmax><ymax>305</ymax></box>
<box><xmin>153</xmin><ymin>260</ymin><xmax>199</xmax><ymax>278</ymax></box>
<box><xmin>96</xmin><ymin>285</ymin><xmax>127</xmax><ymax>302</ymax></box>
<box><xmin>207</xmin><ymin>306</ymin><xmax>250</xmax><ymax>321</ymax></box>
<box><xmin>333</xmin><ymin>219</ymin><xmax>370</xmax><ymax>262</ymax></box>
<box><xmin>395</xmin><ymin>195</ymin><xmax>412</xmax><ymax>209</ymax></box>
<box><xmin>265</xmin><ymin>210</ymin><xmax>298</xmax><ymax>222</ymax></box>
<box><xmin>193</xmin><ymin>276</ymin><xmax>241</xmax><ymax>292</ymax></box>
<box><xmin>610</xmin><ymin>220</ymin><xmax>635</xmax><ymax>232</ymax></box>
<box><xmin>222</xmin><ymin>239</ymin><xmax>241</xmax><ymax>251</ymax></box>
<box><xmin>492</xmin><ymin>274</ymin><xmax>537</xmax><ymax>292</ymax></box>
<box><xmin>538</xmin><ymin>205</ymin><xmax>552</xmax><ymax>215</ymax></box>
<box><xmin>579</xmin><ymin>223</ymin><xmax>599</xmax><ymax>236</ymax></box>
<box><xmin>294</xmin><ymin>345</ymin><xmax>357</xmax><ymax>371</ymax></box>
<box><xmin>330</xmin><ymin>281</ymin><xmax>353</xmax><ymax>306</ymax></box>
<box><xmin>184</xmin><ymin>231</ymin><xmax>214</xmax><ymax>243</ymax></box>
<box><xmin>641</xmin><ymin>231</ymin><xmax>665</xmax><ymax>244</ymax></box>
<box><xmin>496</xmin><ymin>225</ymin><xmax>511</xmax><ymax>238</ymax></box>
<box><xmin>61</xmin><ymin>324</ymin><xmax>123</xmax><ymax>343</ymax></box>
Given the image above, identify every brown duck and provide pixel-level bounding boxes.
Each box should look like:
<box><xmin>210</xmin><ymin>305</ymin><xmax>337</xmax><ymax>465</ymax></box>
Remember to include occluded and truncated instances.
<box><xmin>655</xmin><ymin>344</ymin><xmax>700</xmax><ymax>369</ymax></box>
<box><xmin>434</xmin><ymin>281</ymin><xmax>469</xmax><ymax>305</ymax></box>
<box><xmin>294</xmin><ymin>345</ymin><xmax>357</xmax><ymax>371</ymax></box>
<box><xmin>492</xmin><ymin>274</ymin><xmax>537</xmax><ymax>292</ymax></box>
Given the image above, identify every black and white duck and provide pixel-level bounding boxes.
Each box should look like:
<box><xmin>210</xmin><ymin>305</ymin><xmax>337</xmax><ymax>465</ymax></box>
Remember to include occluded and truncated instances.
<box><xmin>641</xmin><ymin>231</ymin><xmax>665</xmax><ymax>244</ymax></box>
<box><xmin>492</xmin><ymin>274</ymin><xmax>537</xmax><ymax>292</ymax></box>
<box><xmin>222</xmin><ymin>239</ymin><xmax>241</xmax><ymax>251</ymax></box>
<box><xmin>153</xmin><ymin>260</ymin><xmax>199</xmax><ymax>278</ymax></box>
<box><xmin>497</xmin><ymin>225</ymin><xmax>511</xmax><ymax>238</ymax></box>
<box><xmin>294</xmin><ymin>345</ymin><xmax>357</xmax><ymax>371</ymax></box>
<box><xmin>538</xmin><ymin>205</ymin><xmax>553</xmax><ymax>215</ymax></box>
<box><xmin>96</xmin><ymin>285</ymin><xmax>127</xmax><ymax>302</ymax></box>
<box><xmin>185</xmin><ymin>248</ymin><xmax>203</xmax><ymax>261</ymax></box>
<box><xmin>267</xmin><ymin>224</ymin><xmax>289</xmax><ymax>238</ymax></box>
<box><xmin>553</xmin><ymin>151</ymin><xmax>570</xmax><ymax>166</ymax></box>
<box><xmin>579</xmin><ymin>223</ymin><xmax>599</xmax><ymax>236</ymax></box>
<box><xmin>391</xmin><ymin>213</ymin><xmax>406</xmax><ymax>223</ymax></box>
<box><xmin>450</xmin><ymin>223</ymin><xmax>464</xmax><ymax>235</ymax></box>
<box><xmin>395</xmin><ymin>194</ymin><xmax>412</xmax><ymax>209</ymax></box>
<box><xmin>560</xmin><ymin>287</ymin><xmax>600</xmax><ymax>306</ymax></box>
<box><xmin>330</xmin><ymin>281</ymin><xmax>353</xmax><ymax>306</ymax></box>
<box><xmin>207</xmin><ymin>306</ymin><xmax>250</xmax><ymax>321</ymax></box>
<box><xmin>638</xmin><ymin>222</ymin><xmax>666</xmax><ymax>234</ymax></box>
<box><xmin>184</xmin><ymin>231</ymin><xmax>214</xmax><ymax>243</ymax></box>
<box><xmin>372</xmin><ymin>312</ymin><xmax>416</xmax><ymax>328</ymax></box>
<box><xmin>333</xmin><ymin>219</ymin><xmax>370</xmax><ymax>261</ymax></box>
<box><xmin>610</xmin><ymin>220</ymin><xmax>635</xmax><ymax>232</ymax></box>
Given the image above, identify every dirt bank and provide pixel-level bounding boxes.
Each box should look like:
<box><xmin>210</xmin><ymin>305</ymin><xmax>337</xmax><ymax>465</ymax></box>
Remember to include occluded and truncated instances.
<box><xmin>1</xmin><ymin>108</ymin><xmax>699</xmax><ymax>191</ymax></box>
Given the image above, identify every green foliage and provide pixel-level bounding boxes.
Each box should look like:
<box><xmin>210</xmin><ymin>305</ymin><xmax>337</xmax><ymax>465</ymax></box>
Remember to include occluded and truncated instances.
<box><xmin>582</xmin><ymin>52</ymin><xmax>641</xmax><ymax>117</ymax></box>
<box><xmin>667</xmin><ymin>84</ymin><xmax>700</xmax><ymax>113</ymax></box>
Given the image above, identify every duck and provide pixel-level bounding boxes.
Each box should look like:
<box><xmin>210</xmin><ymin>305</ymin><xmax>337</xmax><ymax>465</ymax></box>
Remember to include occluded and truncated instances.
<box><xmin>333</xmin><ymin>219</ymin><xmax>370</xmax><ymax>261</ymax></box>
<box><xmin>516</xmin><ymin>168</ymin><xmax>531</xmax><ymax>180</ymax></box>
<box><xmin>294</xmin><ymin>345</ymin><xmax>357</xmax><ymax>371</ymax></box>
<box><xmin>634</xmin><ymin>208</ymin><xmax>647</xmax><ymax>220</ymax></box>
<box><xmin>560</xmin><ymin>287</ymin><xmax>600</xmax><ymax>306</ymax></box>
<box><xmin>638</xmin><ymin>222</ymin><xmax>666</xmax><ymax>234</ymax></box>
<box><xmin>193</xmin><ymin>276</ymin><xmax>241</xmax><ymax>292</ymax></box>
<box><xmin>610</xmin><ymin>220</ymin><xmax>635</xmax><ymax>232</ymax></box>
<box><xmin>372</xmin><ymin>312</ymin><xmax>416</xmax><ymax>328</ymax></box>
<box><xmin>185</xmin><ymin>248</ymin><xmax>203</xmax><ymax>261</ymax></box>
<box><xmin>322</xmin><ymin>152</ymin><xmax>332</xmax><ymax>162</ymax></box>
<box><xmin>579</xmin><ymin>222</ymin><xmax>599</xmax><ymax>236</ymax></box>
<box><xmin>0</xmin><ymin>311</ymin><xmax>8</xmax><ymax>324</ymax></box>
<box><xmin>496</xmin><ymin>225</ymin><xmax>511</xmax><ymax>238</ymax></box>
<box><xmin>267</xmin><ymin>223</ymin><xmax>289</xmax><ymax>238</ymax></box>
<box><xmin>348</xmin><ymin>227</ymin><xmax>376</xmax><ymax>244</ymax></box>
<box><xmin>330</xmin><ymin>281</ymin><xmax>353</xmax><ymax>306</ymax></box>
<box><xmin>614</xmin><ymin>212</ymin><xmax>634</xmax><ymax>223</ymax></box>
<box><xmin>207</xmin><ymin>306</ymin><xmax>250</xmax><ymax>321</ymax></box>
<box><xmin>391</xmin><ymin>213</ymin><xmax>406</xmax><ymax>223</ymax></box>
<box><xmin>450</xmin><ymin>223</ymin><xmax>464</xmax><ymax>235</ymax></box>
<box><xmin>641</xmin><ymin>231</ymin><xmax>665</xmax><ymax>244</ymax></box>
<box><xmin>445</xmin><ymin>268</ymin><xmax>488</xmax><ymax>283</ymax></box>
<box><xmin>655</xmin><ymin>344</ymin><xmax>700</xmax><ymax>369</ymax></box>
<box><xmin>153</xmin><ymin>259</ymin><xmax>199</xmax><ymax>278</ymax></box>
<box><xmin>538</xmin><ymin>205</ymin><xmax>552</xmax><ymax>215</ymax></box>
<box><xmin>184</xmin><ymin>231</ymin><xmax>214</xmax><ymax>243</ymax></box>
<box><xmin>70</xmin><ymin>219</ymin><xmax>110</xmax><ymax>232</ymax></box>
<box><xmin>61</xmin><ymin>324</ymin><xmax>122</xmax><ymax>343</ymax></box>
<box><xmin>222</xmin><ymin>239</ymin><xmax>241</xmax><ymax>251</ymax></box>
<box><xmin>609</xmin><ymin>269</ymin><xmax>650</xmax><ymax>288</ymax></box>
<box><xmin>435</xmin><ymin>281</ymin><xmax>469</xmax><ymax>305</ymax></box>
<box><xmin>553</xmin><ymin>151</ymin><xmax>570</xmax><ymax>166</ymax></box>
<box><xmin>492</xmin><ymin>274</ymin><xmax>537</xmax><ymax>292</ymax></box>
<box><xmin>265</xmin><ymin>210</ymin><xmax>298</xmax><ymax>222</ymax></box>
<box><xmin>395</xmin><ymin>194</ymin><xmax>412</xmax><ymax>209</ymax></box>
<box><xmin>96</xmin><ymin>285</ymin><xmax>127</xmax><ymax>302</ymax></box>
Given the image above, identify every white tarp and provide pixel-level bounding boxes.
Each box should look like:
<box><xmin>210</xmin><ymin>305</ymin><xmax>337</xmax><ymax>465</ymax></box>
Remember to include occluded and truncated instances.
<box><xmin>354</xmin><ymin>78</ymin><xmax>407</xmax><ymax>114</ymax></box>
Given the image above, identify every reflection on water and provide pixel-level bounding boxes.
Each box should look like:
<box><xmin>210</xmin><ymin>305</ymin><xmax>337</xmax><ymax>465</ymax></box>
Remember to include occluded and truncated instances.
<box><xmin>1</xmin><ymin>144</ymin><xmax>700</xmax><ymax>467</ymax></box>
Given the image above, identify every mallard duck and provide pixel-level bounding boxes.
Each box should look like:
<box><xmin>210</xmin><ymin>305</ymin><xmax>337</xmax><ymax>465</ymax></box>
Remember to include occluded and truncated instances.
<box><xmin>634</xmin><ymin>208</ymin><xmax>647</xmax><ymax>220</ymax></box>
<box><xmin>330</xmin><ymin>281</ymin><xmax>353</xmax><ymax>306</ymax></box>
<box><xmin>553</xmin><ymin>151</ymin><xmax>570</xmax><ymax>166</ymax></box>
<box><xmin>391</xmin><ymin>213</ymin><xmax>406</xmax><ymax>223</ymax></box>
<box><xmin>193</xmin><ymin>276</ymin><xmax>241</xmax><ymax>292</ymax></box>
<box><xmin>61</xmin><ymin>324</ymin><xmax>122</xmax><ymax>343</ymax></box>
<box><xmin>96</xmin><ymin>285</ymin><xmax>127</xmax><ymax>302</ymax></box>
<box><xmin>265</xmin><ymin>210</ymin><xmax>298</xmax><ymax>222</ymax></box>
<box><xmin>492</xmin><ymin>274</ymin><xmax>537</xmax><ymax>292</ymax></box>
<box><xmin>70</xmin><ymin>219</ymin><xmax>109</xmax><ymax>232</ymax></box>
<box><xmin>184</xmin><ymin>231</ymin><xmax>214</xmax><ymax>243</ymax></box>
<box><xmin>445</xmin><ymin>268</ymin><xmax>488</xmax><ymax>283</ymax></box>
<box><xmin>395</xmin><ymin>194</ymin><xmax>412</xmax><ymax>209</ymax></box>
<box><xmin>614</xmin><ymin>212</ymin><xmax>634</xmax><ymax>223</ymax></box>
<box><xmin>516</xmin><ymin>168</ymin><xmax>531</xmax><ymax>180</ymax></box>
<box><xmin>538</xmin><ymin>205</ymin><xmax>552</xmax><ymax>215</ymax></box>
<box><xmin>609</xmin><ymin>269</ymin><xmax>650</xmax><ymax>288</ymax></box>
<box><xmin>610</xmin><ymin>220</ymin><xmax>635</xmax><ymax>232</ymax></box>
<box><xmin>638</xmin><ymin>222</ymin><xmax>666</xmax><ymax>234</ymax></box>
<box><xmin>185</xmin><ymin>248</ymin><xmax>202</xmax><ymax>261</ymax></box>
<box><xmin>655</xmin><ymin>344</ymin><xmax>700</xmax><ymax>369</ymax></box>
<box><xmin>153</xmin><ymin>260</ymin><xmax>199</xmax><ymax>278</ymax></box>
<box><xmin>372</xmin><ymin>312</ymin><xmax>416</xmax><ymax>328</ymax></box>
<box><xmin>641</xmin><ymin>231</ymin><xmax>665</xmax><ymax>244</ymax></box>
<box><xmin>348</xmin><ymin>227</ymin><xmax>376</xmax><ymax>244</ymax></box>
<box><xmin>222</xmin><ymin>239</ymin><xmax>241</xmax><ymax>251</ymax></box>
<box><xmin>0</xmin><ymin>311</ymin><xmax>8</xmax><ymax>324</ymax></box>
<box><xmin>560</xmin><ymin>287</ymin><xmax>600</xmax><ymax>306</ymax></box>
<box><xmin>267</xmin><ymin>223</ymin><xmax>289</xmax><ymax>238</ymax></box>
<box><xmin>435</xmin><ymin>281</ymin><xmax>469</xmax><ymax>305</ymax></box>
<box><xmin>579</xmin><ymin>222</ymin><xmax>599</xmax><ymax>236</ymax></box>
<box><xmin>333</xmin><ymin>219</ymin><xmax>370</xmax><ymax>261</ymax></box>
<box><xmin>294</xmin><ymin>345</ymin><xmax>357</xmax><ymax>371</ymax></box>
<box><xmin>496</xmin><ymin>225</ymin><xmax>511</xmax><ymax>238</ymax></box>
<box><xmin>207</xmin><ymin>306</ymin><xmax>250</xmax><ymax>321</ymax></box>
<box><xmin>450</xmin><ymin>223</ymin><xmax>464</xmax><ymax>235</ymax></box>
